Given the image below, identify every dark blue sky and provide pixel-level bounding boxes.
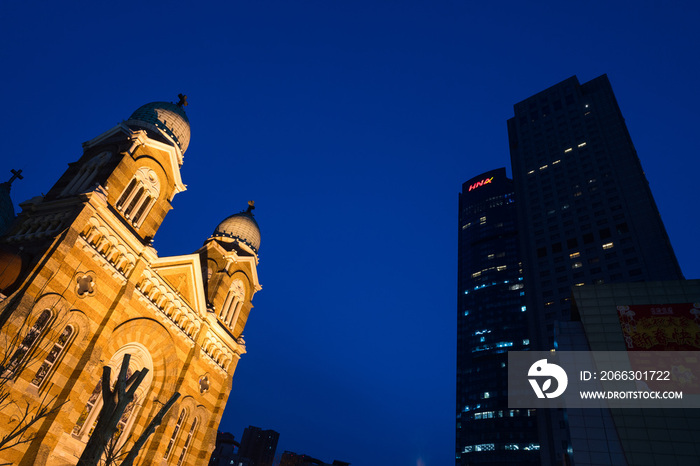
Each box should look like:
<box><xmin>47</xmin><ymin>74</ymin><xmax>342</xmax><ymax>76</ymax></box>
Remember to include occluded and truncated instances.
<box><xmin>2</xmin><ymin>2</ymin><xmax>699</xmax><ymax>465</ymax></box>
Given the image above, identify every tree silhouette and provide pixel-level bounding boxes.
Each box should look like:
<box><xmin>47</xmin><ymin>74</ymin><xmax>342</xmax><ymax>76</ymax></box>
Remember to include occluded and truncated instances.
<box><xmin>76</xmin><ymin>353</ymin><xmax>179</xmax><ymax>466</ymax></box>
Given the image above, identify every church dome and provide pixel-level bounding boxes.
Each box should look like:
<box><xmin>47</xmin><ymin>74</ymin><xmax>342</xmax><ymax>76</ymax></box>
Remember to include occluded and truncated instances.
<box><xmin>0</xmin><ymin>244</ymin><xmax>23</xmax><ymax>294</ymax></box>
<box><xmin>125</xmin><ymin>100</ymin><xmax>191</xmax><ymax>154</ymax></box>
<box><xmin>212</xmin><ymin>207</ymin><xmax>261</xmax><ymax>253</ymax></box>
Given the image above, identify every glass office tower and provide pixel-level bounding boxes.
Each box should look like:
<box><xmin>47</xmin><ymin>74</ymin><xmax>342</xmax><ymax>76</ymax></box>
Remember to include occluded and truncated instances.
<box><xmin>507</xmin><ymin>75</ymin><xmax>684</xmax><ymax>464</ymax></box>
<box><xmin>508</xmin><ymin>74</ymin><xmax>683</xmax><ymax>351</ymax></box>
<box><xmin>457</xmin><ymin>75</ymin><xmax>685</xmax><ymax>465</ymax></box>
<box><xmin>456</xmin><ymin>168</ymin><xmax>538</xmax><ymax>465</ymax></box>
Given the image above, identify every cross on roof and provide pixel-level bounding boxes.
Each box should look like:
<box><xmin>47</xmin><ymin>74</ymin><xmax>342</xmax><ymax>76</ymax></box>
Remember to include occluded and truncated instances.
<box><xmin>8</xmin><ymin>169</ymin><xmax>23</xmax><ymax>185</ymax></box>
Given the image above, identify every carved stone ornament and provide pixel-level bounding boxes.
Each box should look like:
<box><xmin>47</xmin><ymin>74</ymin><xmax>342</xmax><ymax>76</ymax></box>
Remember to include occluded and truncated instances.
<box><xmin>199</xmin><ymin>374</ymin><xmax>210</xmax><ymax>394</ymax></box>
<box><xmin>76</xmin><ymin>274</ymin><xmax>96</xmax><ymax>297</ymax></box>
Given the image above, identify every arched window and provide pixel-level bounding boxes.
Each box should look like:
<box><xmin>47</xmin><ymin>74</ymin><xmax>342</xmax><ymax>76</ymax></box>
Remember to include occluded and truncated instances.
<box><xmin>6</xmin><ymin>310</ymin><xmax>52</xmax><ymax>374</ymax></box>
<box><xmin>71</xmin><ymin>344</ymin><xmax>153</xmax><ymax>448</ymax></box>
<box><xmin>31</xmin><ymin>325</ymin><xmax>74</xmax><ymax>387</ymax></box>
<box><xmin>219</xmin><ymin>279</ymin><xmax>245</xmax><ymax>330</ymax></box>
<box><xmin>72</xmin><ymin>378</ymin><xmax>102</xmax><ymax>437</ymax></box>
<box><xmin>61</xmin><ymin>151</ymin><xmax>111</xmax><ymax>196</ymax></box>
<box><xmin>115</xmin><ymin>168</ymin><xmax>160</xmax><ymax>227</ymax></box>
<box><xmin>164</xmin><ymin>408</ymin><xmax>187</xmax><ymax>460</ymax></box>
<box><xmin>176</xmin><ymin>417</ymin><xmax>198</xmax><ymax>466</ymax></box>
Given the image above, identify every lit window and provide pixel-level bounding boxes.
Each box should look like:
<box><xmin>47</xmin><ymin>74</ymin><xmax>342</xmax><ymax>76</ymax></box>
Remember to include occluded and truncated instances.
<box><xmin>509</xmin><ymin>283</ymin><xmax>523</xmax><ymax>290</ymax></box>
<box><xmin>471</xmin><ymin>271</ymin><xmax>481</xmax><ymax>278</ymax></box>
<box><xmin>72</xmin><ymin>348</ymin><xmax>151</xmax><ymax>446</ymax></box>
<box><xmin>578</xmin><ymin>142</ymin><xmax>587</xmax><ymax>147</ymax></box>
<box><xmin>73</xmin><ymin>379</ymin><xmax>103</xmax><ymax>437</ymax></box>
<box><xmin>569</xmin><ymin>252</ymin><xmax>580</xmax><ymax>258</ymax></box>
<box><xmin>475</xmin><ymin>443</ymin><xmax>495</xmax><ymax>452</ymax></box>
<box><xmin>32</xmin><ymin>325</ymin><xmax>74</xmax><ymax>387</ymax></box>
<box><xmin>164</xmin><ymin>409</ymin><xmax>187</xmax><ymax>459</ymax></box>
<box><xmin>521</xmin><ymin>306</ymin><xmax>527</xmax><ymax>312</ymax></box>
<box><xmin>6</xmin><ymin>310</ymin><xmax>52</xmax><ymax>374</ymax></box>
<box><xmin>220</xmin><ymin>279</ymin><xmax>246</xmax><ymax>330</ymax></box>
<box><xmin>496</xmin><ymin>265</ymin><xmax>507</xmax><ymax>271</ymax></box>
<box><xmin>479</xmin><ymin>216</ymin><xmax>486</xmax><ymax>224</ymax></box>
<box><xmin>572</xmin><ymin>262</ymin><xmax>582</xmax><ymax>269</ymax></box>
<box><xmin>176</xmin><ymin>417</ymin><xmax>198</xmax><ymax>466</ymax></box>
<box><xmin>574</xmin><ymin>282</ymin><xmax>585</xmax><ymax>287</ymax></box>
<box><xmin>602</xmin><ymin>242</ymin><xmax>614</xmax><ymax>250</ymax></box>
<box><xmin>564</xmin><ymin>148</ymin><xmax>573</xmax><ymax>153</ymax></box>
<box><xmin>528</xmin><ymin>170</ymin><xmax>535</xmax><ymax>175</ymax></box>
<box><xmin>523</xmin><ymin>339</ymin><xmax>530</xmax><ymax>345</ymax></box>
<box><xmin>539</xmin><ymin>164</ymin><xmax>548</xmax><ymax>170</ymax></box>
<box><xmin>487</xmin><ymin>254</ymin><xmax>495</xmax><ymax>259</ymax></box>
<box><xmin>116</xmin><ymin>168</ymin><xmax>160</xmax><ymax>228</ymax></box>
<box><xmin>60</xmin><ymin>151</ymin><xmax>112</xmax><ymax>197</ymax></box>
<box><xmin>552</xmin><ymin>159</ymin><xmax>561</xmax><ymax>165</ymax></box>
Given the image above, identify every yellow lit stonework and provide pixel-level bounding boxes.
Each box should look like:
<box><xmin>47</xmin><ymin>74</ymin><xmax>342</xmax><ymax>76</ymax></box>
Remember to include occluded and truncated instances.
<box><xmin>0</xmin><ymin>100</ymin><xmax>261</xmax><ymax>465</ymax></box>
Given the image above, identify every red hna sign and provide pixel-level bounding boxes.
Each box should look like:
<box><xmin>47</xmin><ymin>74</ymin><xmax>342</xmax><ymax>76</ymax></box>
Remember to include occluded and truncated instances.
<box><xmin>468</xmin><ymin>177</ymin><xmax>494</xmax><ymax>191</ymax></box>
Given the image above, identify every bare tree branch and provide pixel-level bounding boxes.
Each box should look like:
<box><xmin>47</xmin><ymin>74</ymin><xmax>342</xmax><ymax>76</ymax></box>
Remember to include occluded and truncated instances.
<box><xmin>0</xmin><ymin>391</ymin><xmax>65</xmax><ymax>452</ymax></box>
<box><xmin>120</xmin><ymin>392</ymin><xmax>180</xmax><ymax>466</ymax></box>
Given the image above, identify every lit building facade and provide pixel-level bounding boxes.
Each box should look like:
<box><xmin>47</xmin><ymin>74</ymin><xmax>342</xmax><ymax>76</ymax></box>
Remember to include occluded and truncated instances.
<box><xmin>456</xmin><ymin>168</ymin><xmax>538</xmax><ymax>465</ymax></box>
<box><xmin>0</xmin><ymin>99</ymin><xmax>263</xmax><ymax>465</ymax></box>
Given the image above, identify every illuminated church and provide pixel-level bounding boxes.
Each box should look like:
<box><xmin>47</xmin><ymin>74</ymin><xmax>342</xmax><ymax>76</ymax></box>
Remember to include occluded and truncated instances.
<box><xmin>0</xmin><ymin>98</ymin><xmax>262</xmax><ymax>465</ymax></box>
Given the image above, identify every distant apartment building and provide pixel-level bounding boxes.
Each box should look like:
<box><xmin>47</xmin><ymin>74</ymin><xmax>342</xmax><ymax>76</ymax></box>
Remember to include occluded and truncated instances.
<box><xmin>237</xmin><ymin>425</ymin><xmax>279</xmax><ymax>466</ymax></box>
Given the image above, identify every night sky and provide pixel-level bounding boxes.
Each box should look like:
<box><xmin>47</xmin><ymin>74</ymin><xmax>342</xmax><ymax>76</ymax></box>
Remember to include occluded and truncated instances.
<box><xmin>2</xmin><ymin>2</ymin><xmax>700</xmax><ymax>465</ymax></box>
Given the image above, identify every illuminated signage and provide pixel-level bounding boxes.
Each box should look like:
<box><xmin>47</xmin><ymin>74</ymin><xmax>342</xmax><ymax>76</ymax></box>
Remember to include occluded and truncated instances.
<box><xmin>468</xmin><ymin>177</ymin><xmax>494</xmax><ymax>191</ymax></box>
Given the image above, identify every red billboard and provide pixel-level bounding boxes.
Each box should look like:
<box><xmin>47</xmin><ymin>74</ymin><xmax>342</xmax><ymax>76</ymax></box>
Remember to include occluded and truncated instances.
<box><xmin>618</xmin><ymin>303</ymin><xmax>700</xmax><ymax>351</ymax></box>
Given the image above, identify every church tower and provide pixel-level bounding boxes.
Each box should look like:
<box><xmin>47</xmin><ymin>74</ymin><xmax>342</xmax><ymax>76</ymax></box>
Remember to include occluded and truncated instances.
<box><xmin>0</xmin><ymin>97</ymin><xmax>262</xmax><ymax>465</ymax></box>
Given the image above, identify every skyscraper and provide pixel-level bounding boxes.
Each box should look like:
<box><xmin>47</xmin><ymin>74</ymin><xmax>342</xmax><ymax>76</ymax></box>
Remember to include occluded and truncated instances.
<box><xmin>508</xmin><ymin>74</ymin><xmax>683</xmax><ymax>351</ymax></box>
<box><xmin>508</xmin><ymin>75</ymin><xmax>683</xmax><ymax>464</ymax></box>
<box><xmin>456</xmin><ymin>168</ymin><xmax>538</xmax><ymax>465</ymax></box>
<box><xmin>458</xmin><ymin>75</ymin><xmax>685</xmax><ymax>465</ymax></box>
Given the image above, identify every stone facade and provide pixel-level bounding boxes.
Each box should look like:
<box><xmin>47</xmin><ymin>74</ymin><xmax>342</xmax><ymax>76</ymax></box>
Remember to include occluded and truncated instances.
<box><xmin>0</xmin><ymin>100</ymin><xmax>262</xmax><ymax>465</ymax></box>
